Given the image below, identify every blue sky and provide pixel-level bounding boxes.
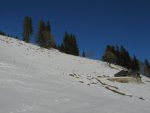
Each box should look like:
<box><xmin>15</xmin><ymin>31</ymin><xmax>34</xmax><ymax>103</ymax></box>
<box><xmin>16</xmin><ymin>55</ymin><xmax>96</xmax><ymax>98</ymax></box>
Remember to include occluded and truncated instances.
<box><xmin>0</xmin><ymin>0</ymin><xmax>150</xmax><ymax>61</ymax></box>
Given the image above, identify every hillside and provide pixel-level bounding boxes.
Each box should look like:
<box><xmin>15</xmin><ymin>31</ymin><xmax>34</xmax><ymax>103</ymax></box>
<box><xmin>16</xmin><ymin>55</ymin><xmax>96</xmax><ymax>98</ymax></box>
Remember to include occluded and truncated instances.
<box><xmin>0</xmin><ymin>35</ymin><xmax>150</xmax><ymax>113</ymax></box>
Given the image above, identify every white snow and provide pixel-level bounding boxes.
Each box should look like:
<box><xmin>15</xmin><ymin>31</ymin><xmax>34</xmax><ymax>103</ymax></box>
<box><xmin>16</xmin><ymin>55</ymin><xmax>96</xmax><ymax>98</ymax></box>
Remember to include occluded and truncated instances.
<box><xmin>0</xmin><ymin>35</ymin><xmax>150</xmax><ymax>113</ymax></box>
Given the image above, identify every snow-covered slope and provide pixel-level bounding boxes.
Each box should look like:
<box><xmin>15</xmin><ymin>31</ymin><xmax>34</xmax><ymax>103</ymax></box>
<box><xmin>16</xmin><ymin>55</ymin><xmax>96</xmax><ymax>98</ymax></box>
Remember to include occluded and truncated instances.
<box><xmin>0</xmin><ymin>35</ymin><xmax>150</xmax><ymax>113</ymax></box>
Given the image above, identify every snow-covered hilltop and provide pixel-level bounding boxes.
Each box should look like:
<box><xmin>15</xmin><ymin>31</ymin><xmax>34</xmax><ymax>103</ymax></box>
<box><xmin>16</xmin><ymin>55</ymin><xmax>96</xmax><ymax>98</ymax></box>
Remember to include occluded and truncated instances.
<box><xmin>0</xmin><ymin>35</ymin><xmax>150</xmax><ymax>113</ymax></box>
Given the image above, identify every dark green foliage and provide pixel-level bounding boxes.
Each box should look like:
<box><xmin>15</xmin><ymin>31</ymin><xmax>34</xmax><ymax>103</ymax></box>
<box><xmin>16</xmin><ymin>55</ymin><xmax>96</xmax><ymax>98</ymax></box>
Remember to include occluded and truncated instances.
<box><xmin>59</xmin><ymin>32</ymin><xmax>79</xmax><ymax>56</ymax></box>
<box><xmin>102</xmin><ymin>45</ymin><xmax>117</xmax><ymax>64</ymax></box>
<box><xmin>58</xmin><ymin>44</ymin><xmax>65</xmax><ymax>52</ymax></box>
<box><xmin>131</xmin><ymin>56</ymin><xmax>140</xmax><ymax>71</ymax></box>
<box><xmin>115</xmin><ymin>46</ymin><xmax>122</xmax><ymax>65</ymax></box>
<box><xmin>0</xmin><ymin>31</ymin><xmax>6</xmax><ymax>36</ymax></box>
<box><xmin>103</xmin><ymin>51</ymin><xmax>117</xmax><ymax>65</ymax></box>
<box><xmin>145</xmin><ymin>59</ymin><xmax>150</xmax><ymax>68</ymax></box>
<box><xmin>37</xmin><ymin>20</ymin><xmax>45</xmax><ymax>47</ymax></box>
<box><xmin>0</xmin><ymin>31</ymin><xmax>19</xmax><ymax>40</ymax></box>
<box><xmin>23</xmin><ymin>16</ymin><xmax>33</xmax><ymax>42</ymax></box>
<box><xmin>119</xmin><ymin>46</ymin><xmax>131</xmax><ymax>69</ymax></box>
<box><xmin>144</xmin><ymin>59</ymin><xmax>150</xmax><ymax>77</ymax></box>
<box><xmin>37</xmin><ymin>19</ymin><xmax>55</xmax><ymax>49</ymax></box>
<box><xmin>102</xmin><ymin>45</ymin><xmax>140</xmax><ymax>71</ymax></box>
<box><xmin>15</xmin><ymin>36</ymin><xmax>18</xmax><ymax>39</ymax></box>
<box><xmin>46</xmin><ymin>21</ymin><xmax>51</xmax><ymax>32</ymax></box>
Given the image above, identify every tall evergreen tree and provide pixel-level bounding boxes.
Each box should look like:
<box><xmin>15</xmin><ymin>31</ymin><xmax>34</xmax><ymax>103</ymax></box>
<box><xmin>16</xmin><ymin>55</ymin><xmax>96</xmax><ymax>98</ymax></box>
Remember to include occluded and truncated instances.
<box><xmin>144</xmin><ymin>59</ymin><xmax>150</xmax><ymax>77</ymax></box>
<box><xmin>46</xmin><ymin>21</ymin><xmax>51</xmax><ymax>32</ymax></box>
<box><xmin>72</xmin><ymin>35</ymin><xmax>79</xmax><ymax>56</ymax></box>
<box><xmin>102</xmin><ymin>45</ymin><xmax>117</xmax><ymax>65</ymax></box>
<box><xmin>118</xmin><ymin>46</ymin><xmax>131</xmax><ymax>69</ymax></box>
<box><xmin>131</xmin><ymin>56</ymin><xmax>140</xmax><ymax>71</ymax></box>
<box><xmin>59</xmin><ymin>32</ymin><xmax>79</xmax><ymax>56</ymax></box>
<box><xmin>115</xmin><ymin>46</ymin><xmax>121</xmax><ymax>65</ymax></box>
<box><xmin>102</xmin><ymin>45</ymin><xmax>139</xmax><ymax>71</ymax></box>
<box><xmin>145</xmin><ymin>59</ymin><xmax>150</xmax><ymax>67</ymax></box>
<box><xmin>37</xmin><ymin>20</ymin><xmax>55</xmax><ymax>48</ymax></box>
<box><xmin>37</xmin><ymin>19</ymin><xmax>45</xmax><ymax>47</ymax></box>
<box><xmin>23</xmin><ymin>16</ymin><xmax>33</xmax><ymax>42</ymax></box>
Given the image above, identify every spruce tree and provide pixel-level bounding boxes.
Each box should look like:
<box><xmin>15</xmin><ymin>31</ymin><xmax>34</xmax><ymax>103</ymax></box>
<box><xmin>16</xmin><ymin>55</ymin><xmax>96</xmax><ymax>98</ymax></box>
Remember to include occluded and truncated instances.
<box><xmin>37</xmin><ymin>20</ymin><xmax>55</xmax><ymax>48</ymax></box>
<box><xmin>37</xmin><ymin>19</ymin><xmax>45</xmax><ymax>47</ymax></box>
<box><xmin>60</xmin><ymin>32</ymin><xmax>79</xmax><ymax>56</ymax></box>
<box><xmin>144</xmin><ymin>59</ymin><xmax>150</xmax><ymax>77</ymax></box>
<box><xmin>46</xmin><ymin>21</ymin><xmax>51</xmax><ymax>32</ymax></box>
<box><xmin>102</xmin><ymin>45</ymin><xmax>139</xmax><ymax>71</ymax></box>
<box><xmin>102</xmin><ymin>45</ymin><xmax>117</xmax><ymax>65</ymax></box>
<box><xmin>131</xmin><ymin>56</ymin><xmax>140</xmax><ymax>71</ymax></box>
<box><xmin>145</xmin><ymin>59</ymin><xmax>150</xmax><ymax>67</ymax></box>
<box><xmin>72</xmin><ymin>35</ymin><xmax>79</xmax><ymax>56</ymax></box>
<box><xmin>23</xmin><ymin>16</ymin><xmax>33</xmax><ymax>42</ymax></box>
<box><xmin>115</xmin><ymin>46</ymin><xmax>121</xmax><ymax>65</ymax></box>
<box><xmin>0</xmin><ymin>31</ymin><xmax>6</xmax><ymax>36</ymax></box>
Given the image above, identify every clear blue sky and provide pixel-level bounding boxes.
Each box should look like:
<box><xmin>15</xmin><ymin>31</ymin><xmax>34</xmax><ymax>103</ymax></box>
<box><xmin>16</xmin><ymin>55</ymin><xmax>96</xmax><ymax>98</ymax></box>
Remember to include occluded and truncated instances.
<box><xmin>0</xmin><ymin>0</ymin><xmax>150</xmax><ymax>61</ymax></box>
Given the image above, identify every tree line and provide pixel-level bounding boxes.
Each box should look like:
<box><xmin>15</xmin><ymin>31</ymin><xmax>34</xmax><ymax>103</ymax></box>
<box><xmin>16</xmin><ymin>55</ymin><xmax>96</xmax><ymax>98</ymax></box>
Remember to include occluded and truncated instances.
<box><xmin>58</xmin><ymin>32</ymin><xmax>79</xmax><ymax>56</ymax></box>
<box><xmin>0</xmin><ymin>31</ymin><xmax>19</xmax><ymax>39</ymax></box>
<box><xmin>102</xmin><ymin>45</ymin><xmax>140</xmax><ymax>71</ymax></box>
<box><xmin>102</xmin><ymin>45</ymin><xmax>150</xmax><ymax>77</ymax></box>
<box><xmin>22</xmin><ymin>16</ymin><xmax>79</xmax><ymax>56</ymax></box>
<box><xmin>0</xmin><ymin>16</ymin><xmax>150</xmax><ymax>77</ymax></box>
<box><xmin>0</xmin><ymin>31</ymin><xmax>6</xmax><ymax>36</ymax></box>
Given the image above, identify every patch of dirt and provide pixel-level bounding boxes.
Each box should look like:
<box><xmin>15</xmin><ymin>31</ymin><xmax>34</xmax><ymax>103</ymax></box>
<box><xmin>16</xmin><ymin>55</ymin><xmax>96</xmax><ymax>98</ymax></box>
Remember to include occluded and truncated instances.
<box><xmin>105</xmin><ymin>86</ymin><xmax>132</xmax><ymax>97</ymax></box>
<box><xmin>79</xmin><ymin>81</ymin><xmax>84</xmax><ymax>83</ymax></box>
<box><xmin>69</xmin><ymin>73</ymin><xmax>146</xmax><ymax>100</ymax></box>
<box><xmin>69</xmin><ymin>73</ymin><xmax>81</xmax><ymax>78</ymax></box>
<box><xmin>107</xmin><ymin>77</ymin><xmax>142</xmax><ymax>83</ymax></box>
<box><xmin>139</xmin><ymin>97</ymin><xmax>145</xmax><ymax>100</ymax></box>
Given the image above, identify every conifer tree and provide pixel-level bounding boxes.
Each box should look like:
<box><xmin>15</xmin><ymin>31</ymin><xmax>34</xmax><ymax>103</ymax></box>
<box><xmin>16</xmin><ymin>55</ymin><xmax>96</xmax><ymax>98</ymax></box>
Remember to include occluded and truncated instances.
<box><xmin>0</xmin><ymin>31</ymin><xmax>6</xmax><ymax>36</ymax></box>
<box><xmin>23</xmin><ymin>16</ymin><xmax>33</xmax><ymax>42</ymax></box>
<box><xmin>37</xmin><ymin>20</ymin><xmax>55</xmax><ymax>48</ymax></box>
<box><xmin>72</xmin><ymin>35</ymin><xmax>79</xmax><ymax>56</ymax></box>
<box><xmin>102</xmin><ymin>45</ymin><xmax>117</xmax><ymax>65</ymax></box>
<box><xmin>46</xmin><ymin>21</ymin><xmax>51</xmax><ymax>32</ymax></box>
<box><xmin>144</xmin><ymin>59</ymin><xmax>150</xmax><ymax>77</ymax></box>
<box><xmin>145</xmin><ymin>59</ymin><xmax>150</xmax><ymax>67</ymax></box>
<box><xmin>37</xmin><ymin>19</ymin><xmax>45</xmax><ymax>47</ymax></box>
<box><xmin>102</xmin><ymin>45</ymin><xmax>139</xmax><ymax>71</ymax></box>
<box><xmin>131</xmin><ymin>56</ymin><xmax>140</xmax><ymax>71</ymax></box>
<box><xmin>115</xmin><ymin>46</ymin><xmax>121</xmax><ymax>65</ymax></box>
<box><xmin>59</xmin><ymin>32</ymin><xmax>79</xmax><ymax>56</ymax></box>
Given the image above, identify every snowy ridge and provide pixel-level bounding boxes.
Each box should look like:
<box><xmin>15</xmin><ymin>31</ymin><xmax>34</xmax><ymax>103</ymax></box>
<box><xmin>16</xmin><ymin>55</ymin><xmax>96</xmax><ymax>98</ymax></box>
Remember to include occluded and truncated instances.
<box><xmin>0</xmin><ymin>35</ymin><xmax>150</xmax><ymax>113</ymax></box>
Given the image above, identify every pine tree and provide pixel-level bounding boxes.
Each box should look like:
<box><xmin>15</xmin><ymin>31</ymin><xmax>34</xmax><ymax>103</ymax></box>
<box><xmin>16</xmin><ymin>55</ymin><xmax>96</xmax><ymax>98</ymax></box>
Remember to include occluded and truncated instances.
<box><xmin>115</xmin><ymin>46</ymin><xmax>121</xmax><ymax>66</ymax></box>
<box><xmin>58</xmin><ymin>44</ymin><xmax>65</xmax><ymax>52</ymax></box>
<box><xmin>145</xmin><ymin>59</ymin><xmax>150</xmax><ymax>67</ymax></box>
<box><xmin>144</xmin><ymin>59</ymin><xmax>150</xmax><ymax>77</ymax></box>
<box><xmin>46</xmin><ymin>21</ymin><xmax>51</xmax><ymax>32</ymax></box>
<box><xmin>37</xmin><ymin>20</ymin><xmax>55</xmax><ymax>48</ymax></box>
<box><xmin>102</xmin><ymin>46</ymin><xmax>117</xmax><ymax>65</ymax></box>
<box><xmin>102</xmin><ymin>45</ymin><xmax>139</xmax><ymax>71</ymax></box>
<box><xmin>0</xmin><ymin>31</ymin><xmax>6</xmax><ymax>36</ymax></box>
<box><xmin>23</xmin><ymin>16</ymin><xmax>33</xmax><ymax>42</ymax></box>
<box><xmin>37</xmin><ymin>19</ymin><xmax>45</xmax><ymax>47</ymax></box>
<box><xmin>59</xmin><ymin>32</ymin><xmax>79</xmax><ymax>56</ymax></box>
<box><xmin>118</xmin><ymin>46</ymin><xmax>131</xmax><ymax>69</ymax></box>
<box><xmin>131</xmin><ymin>56</ymin><xmax>140</xmax><ymax>71</ymax></box>
<box><xmin>72</xmin><ymin>35</ymin><xmax>79</xmax><ymax>56</ymax></box>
